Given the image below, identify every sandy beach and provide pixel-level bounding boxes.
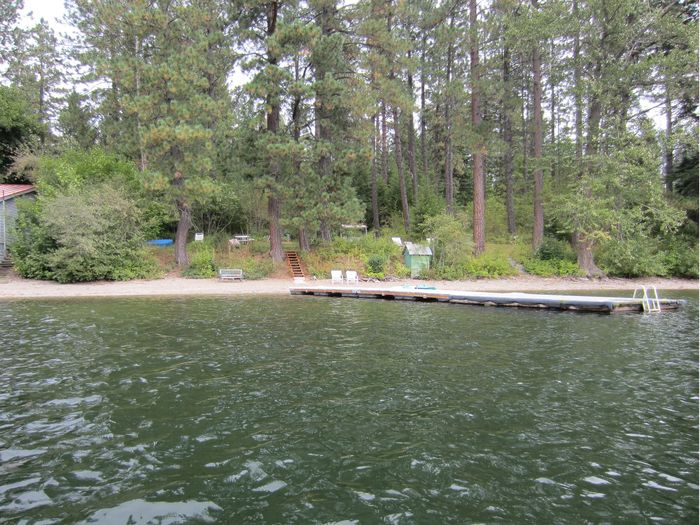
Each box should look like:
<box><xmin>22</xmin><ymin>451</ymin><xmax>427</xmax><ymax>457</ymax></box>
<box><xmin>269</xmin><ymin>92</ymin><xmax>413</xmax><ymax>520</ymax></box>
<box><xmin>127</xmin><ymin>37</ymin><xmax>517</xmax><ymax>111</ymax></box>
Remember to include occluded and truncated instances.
<box><xmin>0</xmin><ymin>273</ymin><xmax>696</xmax><ymax>299</ymax></box>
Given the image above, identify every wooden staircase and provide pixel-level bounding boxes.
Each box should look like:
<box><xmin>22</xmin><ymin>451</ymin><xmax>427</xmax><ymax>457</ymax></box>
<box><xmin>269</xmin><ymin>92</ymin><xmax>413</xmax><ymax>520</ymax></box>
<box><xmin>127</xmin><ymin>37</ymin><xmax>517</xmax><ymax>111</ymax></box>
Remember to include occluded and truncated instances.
<box><xmin>0</xmin><ymin>252</ymin><xmax>12</xmax><ymax>267</ymax></box>
<box><xmin>285</xmin><ymin>251</ymin><xmax>305</xmax><ymax>279</ymax></box>
<box><xmin>0</xmin><ymin>253</ymin><xmax>12</xmax><ymax>274</ymax></box>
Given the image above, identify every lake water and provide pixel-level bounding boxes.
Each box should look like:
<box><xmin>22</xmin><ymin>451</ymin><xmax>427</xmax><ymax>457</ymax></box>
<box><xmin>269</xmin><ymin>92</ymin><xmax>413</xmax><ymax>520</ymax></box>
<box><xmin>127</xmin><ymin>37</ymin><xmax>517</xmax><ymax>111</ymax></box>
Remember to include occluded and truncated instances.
<box><xmin>1</xmin><ymin>292</ymin><xmax>697</xmax><ymax>523</ymax></box>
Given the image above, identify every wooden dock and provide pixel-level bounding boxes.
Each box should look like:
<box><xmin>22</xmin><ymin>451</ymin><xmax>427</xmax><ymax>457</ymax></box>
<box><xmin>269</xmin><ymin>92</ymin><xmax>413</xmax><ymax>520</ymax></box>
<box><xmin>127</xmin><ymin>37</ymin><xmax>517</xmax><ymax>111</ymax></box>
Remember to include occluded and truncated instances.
<box><xmin>289</xmin><ymin>285</ymin><xmax>685</xmax><ymax>314</ymax></box>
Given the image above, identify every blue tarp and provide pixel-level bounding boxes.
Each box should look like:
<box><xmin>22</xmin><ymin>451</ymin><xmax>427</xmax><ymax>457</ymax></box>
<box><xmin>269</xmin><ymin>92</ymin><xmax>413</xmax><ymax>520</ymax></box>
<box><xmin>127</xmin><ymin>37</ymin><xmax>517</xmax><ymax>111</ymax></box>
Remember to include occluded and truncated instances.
<box><xmin>147</xmin><ymin>239</ymin><xmax>173</xmax><ymax>246</ymax></box>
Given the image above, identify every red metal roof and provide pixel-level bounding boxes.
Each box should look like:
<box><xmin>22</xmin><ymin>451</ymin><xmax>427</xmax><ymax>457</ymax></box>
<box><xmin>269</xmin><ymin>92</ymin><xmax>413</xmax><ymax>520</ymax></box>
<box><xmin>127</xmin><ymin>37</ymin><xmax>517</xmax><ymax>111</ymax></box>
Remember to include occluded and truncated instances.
<box><xmin>0</xmin><ymin>184</ymin><xmax>35</xmax><ymax>201</ymax></box>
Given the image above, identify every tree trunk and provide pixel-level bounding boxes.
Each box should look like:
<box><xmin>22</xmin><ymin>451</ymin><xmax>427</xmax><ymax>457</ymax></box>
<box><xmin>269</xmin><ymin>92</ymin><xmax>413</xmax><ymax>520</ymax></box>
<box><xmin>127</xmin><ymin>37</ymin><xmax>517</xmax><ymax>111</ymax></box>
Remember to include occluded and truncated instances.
<box><xmin>381</xmin><ymin>101</ymin><xmax>388</xmax><ymax>183</ymax></box>
<box><xmin>531</xmin><ymin>6</ymin><xmax>544</xmax><ymax>252</ymax></box>
<box><xmin>549</xmin><ymin>39</ymin><xmax>557</xmax><ymax>181</ymax></box>
<box><xmin>444</xmin><ymin>16</ymin><xmax>455</xmax><ymax>214</ymax></box>
<box><xmin>393</xmin><ymin>107</ymin><xmax>410</xmax><ymax>232</ymax></box>
<box><xmin>315</xmin><ymin>2</ymin><xmax>336</xmax><ymax>245</ymax></box>
<box><xmin>406</xmin><ymin>61</ymin><xmax>418</xmax><ymax>203</ymax></box>
<box><xmin>268</xmin><ymin>194</ymin><xmax>284</xmax><ymax>260</ymax></box>
<box><xmin>570</xmin><ymin>0</ymin><xmax>599</xmax><ymax>276</ymax></box>
<box><xmin>175</xmin><ymin>198</ymin><xmax>191</xmax><ymax>267</ymax></box>
<box><xmin>292</xmin><ymin>57</ymin><xmax>307</xmax><ymax>253</ymax></box>
<box><xmin>371</xmin><ymin>113</ymin><xmax>380</xmax><ymax>234</ymax></box>
<box><xmin>420</xmin><ymin>33</ymin><xmax>428</xmax><ymax>187</ymax></box>
<box><xmin>503</xmin><ymin>44</ymin><xmax>516</xmax><ymax>235</ymax></box>
<box><xmin>573</xmin><ymin>0</ymin><xmax>583</xmax><ymax>169</ymax></box>
<box><xmin>522</xmin><ymin>76</ymin><xmax>529</xmax><ymax>193</ymax></box>
<box><xmin>574</xmin><ymin>36</ymin><xmax>605</xmax><ymax>278</ymax></box>
<box><xmin>664</xmin><ymin>77</ymin><xmax>673</xmax><ymax>191</ymax></box>
<box><xmin>266</xmin><ymin>2</ymin><xmax>284</xmax><ymax>262</ymax></box>
<box><xmin>135</xmin><ymin>36</ymin><xmax>147</xmax><ymax>171</ymax></box>
<box><xmin>572</xmin><ymin>232</ymin><xmax>603</xmax><ymax>277</ymax></box>
<box><xmin>298</xmin><ymin>227</ymin><xmax>310</xmax><ymax>251</ymax></box>
<box><xmin>470</xmin><ymin>0</ymin><xmax>485</xmax><ymax>255</ymax></box>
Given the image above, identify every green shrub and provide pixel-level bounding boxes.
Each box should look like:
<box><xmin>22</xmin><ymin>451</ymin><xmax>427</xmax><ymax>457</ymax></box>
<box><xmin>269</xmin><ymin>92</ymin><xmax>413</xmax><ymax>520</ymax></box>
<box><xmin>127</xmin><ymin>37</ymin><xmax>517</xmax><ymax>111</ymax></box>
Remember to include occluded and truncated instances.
<box><xmin>535</xmin><ymin>237</ymin><xmax>577</xmax><ymax>262</ymax></box>
<box><xmin>463</xmin><ymin>254</ymin><xmax>519</xmax><ymax>278</ymax></box>
<box><xmin>302</xmin><ymin>234</ymin><xmax>403</xmax><ymax>279</ymax></box>
<box><xmin>110</xmin><ymin>251</ymin><xmax>163</xmax><ymax>280</ymax></box>
<box><xmin>240</xmin><ymin>258</ymin><xmax>274</xmax><ymax>280</ymax></box>
<box><xmin>596</xmin><ymin>238</ymin><xmax>669</xmax><ymax>277</ymax></box>
<box><xmin>13</xmin><ymin>184</ymin><xmax>156</xmax><ymax>283</ymax></box>
<box><xmin>662</xmin><ymin>242</ymin><xmax>699</xmax><ymax>278</ymax></box>
<box><xmin>522</xmin><ymin>257</ymin><xmax>583</xmax><ymax>277</ymax></box>
<box><xmin>366</xmin><ymin>254</ymin><xmax>386</xmax><ymax>274</ymax></box>
<box><xmin>420</xmin><ymin>212</ymin><xmax>471</xmax><ymax>269</ymax></box>
<box><xmin>425</xmin><ymin>252</ymin><xmax>518</xmax><ymax>280</ymax></box>
<box><xmin>183</xmin><ymin>248</ymin><xmax>216</xmax><ymax>278</ymax></box>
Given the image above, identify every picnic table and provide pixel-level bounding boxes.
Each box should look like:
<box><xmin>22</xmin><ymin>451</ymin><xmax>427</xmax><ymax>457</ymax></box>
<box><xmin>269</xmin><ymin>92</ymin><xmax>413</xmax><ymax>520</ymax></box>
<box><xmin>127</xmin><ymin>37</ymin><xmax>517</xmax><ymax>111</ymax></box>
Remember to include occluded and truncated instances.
<box><xmin>233</xmin><ymin>235</ymin><xmax>254</xmax><ymax>244</ymax></box>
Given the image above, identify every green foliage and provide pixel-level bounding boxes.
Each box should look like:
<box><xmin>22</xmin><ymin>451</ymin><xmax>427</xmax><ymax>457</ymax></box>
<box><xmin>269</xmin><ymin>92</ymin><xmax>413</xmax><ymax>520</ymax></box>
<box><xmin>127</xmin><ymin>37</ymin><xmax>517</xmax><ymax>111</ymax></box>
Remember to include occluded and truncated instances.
<box><xmin>4</xmin><ymin>19</ymin><xmax>63</xmax><ymax>128</ymax></box>
<box><xmin>190</xmin><ymin>181</ymin><xmax>245</xmax><ymax>236</ymax></box>
<box><xmin>662</xmin><ymin>242</ymin><xmax>699</xmax><ymax>279</ymax></box>
<box><xmin>522</xmin><ymin>258</ymin><xmax>583</xmax><ymax>277</ymax></box>
<box><xmin>239</xmin><ymin>258</ymin><xmax>275</xmax><ymax>280</ymax></box>
<box><xmin>182</xmin><ymin>242</ymin><xmax>217</xmax><ymax>278</ymax></box>
<box><xmin>514</xmin><ymin>236</ymin><xmax>582</xmax><ymax>277</ymax></box>
<box><xmin>33</xmin><ymin>148</ymin><xmax>173</xmax><ymax>239</ymax></box>
<box><xmin>365</xmin><ymin>254</ymin><xmax>386</xmax><ymax>278</ymax></box>
<box><xmin>34</xmin><ymin>148</ymin><xmax>142</xmax><ymax>196</ymax></box>
<box><xmin>0</xmin><ymin>85</ymin><xmax>42</xmax><ymax>178</ymax></box>
<box><xmin>462</xmin><ymin>254</ymin><xmax>519</xmax><ymax>279</ymax></box>
<box><xmin>428</xmin><ymin>251</ymin><xmax>518</xmax><ymax>280</ymax></box>
<box><xmin>302</xmin><ymin>235</ymin><xmax>403</xmax><ymax>279</ymax></box>
<box><xmin>412</xmin><ymin>191</ymin><xmax>445</xmax><ymax>237</ymax></box>
<box><xmin>13</xmin><ymin>184</ymin><xmax>160</xmax><ymax>283</ymax></box>
<box><xmin>596</xmin><ymin>237</ymin><xmax>669</xmax><ymax>278</ymax></box>
<box><xmin>366</xmin><ymin>254</ymin><xmax>386</xmax><ymax>273</ymax></box>
<box><xmin>57</xmin><ymin>91</ymin><xmax>99</xmax><ymax>150</ymax></box>
<box><xmin>203</xmin><ymin>235</ymin><xmax>276</xmax><ymax>280</ymax></box>
<box><xmin>420</xmin><ymin>212</ymin><xmax>472</xmax><ymax>269</ymax></box>
<box><xmin>535</xmin><ymin>237</ymin><xmax>577</xmax><ymax>262</ymax></box>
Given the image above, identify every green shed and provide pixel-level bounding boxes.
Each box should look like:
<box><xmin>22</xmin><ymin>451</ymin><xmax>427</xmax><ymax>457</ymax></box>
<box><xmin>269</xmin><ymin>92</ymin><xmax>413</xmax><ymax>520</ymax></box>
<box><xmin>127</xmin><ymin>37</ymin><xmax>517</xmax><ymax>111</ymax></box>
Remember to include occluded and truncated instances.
<box><xmin>403</xmin><ymin>242</ymin><xmax>432</xmax><ymax>278</ymax></box>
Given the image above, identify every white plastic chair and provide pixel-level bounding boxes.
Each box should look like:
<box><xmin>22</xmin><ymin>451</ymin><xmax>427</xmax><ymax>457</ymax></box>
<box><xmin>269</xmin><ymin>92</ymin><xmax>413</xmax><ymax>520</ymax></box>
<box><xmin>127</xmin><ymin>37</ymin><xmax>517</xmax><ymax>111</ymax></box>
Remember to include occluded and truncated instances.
<box><xmin>346</xmin><ymin>270</ymin><xmax>359</xmax><ymax>285</ymax></box>
<box><xmin>331</xmin><ymin>270</ymin><xmax>344</xmax><ymax>284</ymax></box>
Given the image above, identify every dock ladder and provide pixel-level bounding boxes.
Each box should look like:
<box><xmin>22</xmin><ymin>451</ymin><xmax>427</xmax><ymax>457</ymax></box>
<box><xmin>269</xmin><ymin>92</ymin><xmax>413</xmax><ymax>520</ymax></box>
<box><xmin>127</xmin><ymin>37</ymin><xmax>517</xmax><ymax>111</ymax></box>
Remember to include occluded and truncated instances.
<box><xmin>633</xmin><ymin>286</ymin><xmax>661</xmax><ymax>313</ymax></box>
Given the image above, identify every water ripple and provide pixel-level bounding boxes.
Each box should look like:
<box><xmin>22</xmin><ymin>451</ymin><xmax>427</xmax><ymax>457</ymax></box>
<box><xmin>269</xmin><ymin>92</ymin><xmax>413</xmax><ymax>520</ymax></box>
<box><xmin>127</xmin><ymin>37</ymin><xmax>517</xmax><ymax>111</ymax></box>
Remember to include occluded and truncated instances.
<box><xmin>0</xmin><ymin>293</ymin><xmax>697</xmax><ymax>523</ymax></box>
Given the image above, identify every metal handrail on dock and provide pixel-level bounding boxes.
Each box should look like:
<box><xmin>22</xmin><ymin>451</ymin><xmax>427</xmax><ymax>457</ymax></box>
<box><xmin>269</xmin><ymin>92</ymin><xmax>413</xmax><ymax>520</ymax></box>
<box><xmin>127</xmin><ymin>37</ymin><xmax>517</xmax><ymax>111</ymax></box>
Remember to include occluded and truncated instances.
<box><xmin>633</xmin><ymin>286</ymin><xmax>661</xmax><ymax>313</ymax></box>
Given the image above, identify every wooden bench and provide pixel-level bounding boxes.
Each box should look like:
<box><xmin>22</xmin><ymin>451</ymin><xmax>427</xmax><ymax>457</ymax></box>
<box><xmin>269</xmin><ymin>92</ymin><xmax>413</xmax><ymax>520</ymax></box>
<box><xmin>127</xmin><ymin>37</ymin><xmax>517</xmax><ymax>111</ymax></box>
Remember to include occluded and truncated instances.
<box><xmin>219</xmin><ymin>268</ymin><xmax>244</xmax><ymax>281</ymax></box>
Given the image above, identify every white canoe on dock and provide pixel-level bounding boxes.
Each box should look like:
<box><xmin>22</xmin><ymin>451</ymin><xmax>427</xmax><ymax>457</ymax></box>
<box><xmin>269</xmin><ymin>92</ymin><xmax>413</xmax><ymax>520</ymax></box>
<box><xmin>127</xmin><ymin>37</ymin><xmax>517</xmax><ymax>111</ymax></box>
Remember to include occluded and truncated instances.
<box><xmin>289</xmin><ymin>285</ymin><xmax>685</xmax><ymax>314</ymax></box>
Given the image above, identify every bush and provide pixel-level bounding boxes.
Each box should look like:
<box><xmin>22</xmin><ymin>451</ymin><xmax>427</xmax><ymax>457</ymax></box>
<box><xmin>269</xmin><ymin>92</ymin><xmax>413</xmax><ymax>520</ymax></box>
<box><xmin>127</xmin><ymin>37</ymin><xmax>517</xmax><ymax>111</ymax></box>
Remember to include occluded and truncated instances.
<box><xmin>13</xmin><ymin>184</ymin><xmax>158</xmax><ymax>283</ymax></box>
<box><xmin>426</xmin><ymin>251</ymin><xmax>518</xmax><ymax>280</ymax></box>
<box><xmin>302</xmin><ymin>235</ymin><xmax>403</xmax><ymax>279</ymax></box>
<box><xmin>522</xmin><ymin>257</ymin><xmax>583</xmax><ymax>277</ymax></box>
<box><xmin>240</xmin><ymin>258</ymin><xmax>275</xmax><ymax>280</ymax></box>
<box><xmin>182</xmin><ymin>246</ymin><xmax>216</xmax><ymax>278</ymax></box>
<box><xmin>365</xmin><ymin>254</ymin><xmax>386</xmax><ymax>277</ymax></box>
<box><xmin>535</xmin><ymin>237</ymin><xmax>577</xmax><ymax>262</ymax></box>
<box><xmin>210</xmin><ymin>237</ymin><xmax>275</xmax><ymax>280</ymax></box>
<box><xmin>420</xmin><ymin>212</ymin><xmax>472</xmax><ymax>269</ymax></box>
<box><xmin>662</xmin><ymin>242</ymin><xmax>699</xmax><ymax>278</ymax></box>
<box><xmin>596</xmin><ymin>237</ymin><xmax>669</xmax><ymax>277</ymax></box>
<box><xmin>463</xmin><ymin>254</ymin><xmax>519</xmax><ymax>278</ymax></box>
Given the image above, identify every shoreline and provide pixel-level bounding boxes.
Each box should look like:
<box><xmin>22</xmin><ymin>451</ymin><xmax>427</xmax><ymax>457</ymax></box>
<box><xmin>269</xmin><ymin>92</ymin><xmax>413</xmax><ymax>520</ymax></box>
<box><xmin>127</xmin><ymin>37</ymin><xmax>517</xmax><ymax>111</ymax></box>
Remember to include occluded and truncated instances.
<box><xmin>0</xmin><ymin>274</ymin><xmax>696</xmax><ymax>300</ymax></box>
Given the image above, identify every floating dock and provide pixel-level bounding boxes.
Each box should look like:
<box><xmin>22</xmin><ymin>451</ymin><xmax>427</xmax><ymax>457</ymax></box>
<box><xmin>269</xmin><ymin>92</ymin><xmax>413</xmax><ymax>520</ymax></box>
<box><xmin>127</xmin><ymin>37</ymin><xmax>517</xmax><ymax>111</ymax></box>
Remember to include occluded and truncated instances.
<box><xmin>289</xmin><ymin>285</ymin><xmax>685</xmax><ymax>314</ymax></box>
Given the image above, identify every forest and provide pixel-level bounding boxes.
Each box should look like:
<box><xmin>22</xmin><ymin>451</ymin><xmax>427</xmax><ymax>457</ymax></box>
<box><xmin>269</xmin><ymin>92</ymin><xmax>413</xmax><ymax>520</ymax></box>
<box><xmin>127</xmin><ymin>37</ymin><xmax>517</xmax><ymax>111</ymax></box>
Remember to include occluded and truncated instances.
<box><xmin>0</xmin><ymin>0</ymin><xmax>697</xmax><ymax>283</ymax></box>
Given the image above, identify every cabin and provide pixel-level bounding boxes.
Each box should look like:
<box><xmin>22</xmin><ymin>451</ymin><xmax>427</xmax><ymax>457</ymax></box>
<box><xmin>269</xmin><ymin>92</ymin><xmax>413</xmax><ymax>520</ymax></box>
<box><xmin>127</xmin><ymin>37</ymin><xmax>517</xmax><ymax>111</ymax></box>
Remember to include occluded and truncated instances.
<box><xmin>1</xmin><ymin>184</ymin><xmax>36</xmax><ymax>261</ymax></box>
<box><xmin>403</xmin><ymin>242</ymin><xmax>433</xmax><ymax>278</ymax></box>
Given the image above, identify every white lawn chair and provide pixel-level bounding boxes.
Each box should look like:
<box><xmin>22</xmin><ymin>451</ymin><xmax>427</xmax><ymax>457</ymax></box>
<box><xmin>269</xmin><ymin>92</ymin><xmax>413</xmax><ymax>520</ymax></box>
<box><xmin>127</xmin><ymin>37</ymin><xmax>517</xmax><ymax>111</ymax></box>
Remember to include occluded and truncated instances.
<box><xmin>331</xmin><ymin>270</ymin><xmax>344</xmax><ymax>284</ymax></box>
<box><xmin>345</xmin><ymin>270</ymin><xmax>359</xmax><ymax>285</ymax></box>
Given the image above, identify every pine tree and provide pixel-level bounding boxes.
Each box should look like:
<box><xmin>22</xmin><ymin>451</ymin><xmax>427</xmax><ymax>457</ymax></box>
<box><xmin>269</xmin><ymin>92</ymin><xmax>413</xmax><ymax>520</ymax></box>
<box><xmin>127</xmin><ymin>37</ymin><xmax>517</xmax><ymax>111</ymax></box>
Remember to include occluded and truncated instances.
<box><xmin>69</xmin><ymin>0</ymin><xmax>232</xmax><ymax>266</ymax></box>
<box><xmin>5</xmin><ymin>19</ymin><xmax>63</xmax><ymax>138</ymax></box>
